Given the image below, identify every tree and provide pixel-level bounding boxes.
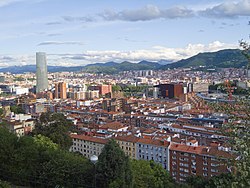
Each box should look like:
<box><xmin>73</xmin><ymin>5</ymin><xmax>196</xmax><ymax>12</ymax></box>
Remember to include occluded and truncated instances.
<box><xmin>206</xmin><ymin>173</ymin><xmax>235</xmax><ymax>188</ymax></box>
<box><xmin>10</xmin><ymin>105</ymin><xmax>24</xmax><ymax>114</ymax></box>
<box><xmin>0</xmin><ymin>127</ymin><xmax>93</xmax><ymax>187</ymax></box>
<box><xmin>185</xmin><ymin>176</ymin><xmax>207</xmax><ymax>188</ymax></box>
<box><xmin>33</xmin><ymin>112</ymin><xmax>74</xmax><ymax>149</ymax></box>
<box><xmin>0</xmin><ymin>127</ymin><xmax>18</xmax><ymax>183</ymax></box>
<box><xmin>131</xmin><ymin>160</ymin><xmax>175</xmax><ymax>188</ymax></box>
<box><xmin>112</xmin><ymin>85</ymin><xmax>122</xmax><ymax>92</ymax></box>
<box><xmin>239</xmin><ymin>39</ymin><xmax>250</xmax><ymax>65</ymax></box>
<box><xmin>96</xmin><ymin>139</ymin><xmax>133</xmax><ymax>188</ymax></box>
<box><xmin>203</xmin><ymin>39</ymin><xmax>250</xmax><ymax>188</ymax></box>
<box><xmin>0</xmin><ymin>108</ymin><xmax>3</xmax><ymax>117</ymax></box>
<box><xmin>0</xmin><ymin>180</ymin><xmax>11</xmax><ymax>188</ymax></box>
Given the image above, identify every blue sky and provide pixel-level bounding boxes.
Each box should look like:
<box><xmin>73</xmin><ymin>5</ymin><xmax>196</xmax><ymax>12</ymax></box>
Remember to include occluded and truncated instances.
<box><xmin>0</xmin><ymin>0</ymin><xmax>249</xmax><ymax>67</ymax></box>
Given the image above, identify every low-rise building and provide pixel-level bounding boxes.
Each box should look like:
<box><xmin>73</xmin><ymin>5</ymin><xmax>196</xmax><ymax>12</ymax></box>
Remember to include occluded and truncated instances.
<box><xmin>70</xmin><ymin>134</ymin><xmax>108</xmax><ymax>159</ymax></box>
<box><xmin>114</xmin><ymin>135</ymin><xmax>139</xmax><ymax>159</ymax></box>
<box><xmin>136</xmin><ymin>138</ymin><xmax>170</xmax><ymax>170</ymax></box>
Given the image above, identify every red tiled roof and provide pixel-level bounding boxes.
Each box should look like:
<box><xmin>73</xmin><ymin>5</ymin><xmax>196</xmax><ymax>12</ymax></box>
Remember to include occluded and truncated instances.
<box><xmin>114</xmin><ymin>135</ymin><xmax>140</xmax><ymax>143</ymax></box>
<box><xmin>137</xmin><ymin>138</ymin><xmax>170</xmax><ymax>147</ymax></box>
<box><xmin>71</xmin><ymin>134</ymin><xmax>108</xmax><ymax>144</ymax></box>
<box><xmin>169</xmin><ymin>143</ymin><xmax>205</xmax><ymax>154</ymax></box>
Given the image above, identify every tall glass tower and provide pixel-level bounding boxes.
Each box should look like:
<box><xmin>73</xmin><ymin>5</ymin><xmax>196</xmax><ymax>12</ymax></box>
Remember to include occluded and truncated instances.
<box><xmin>36</xmin><ymin>52</ymin><xmax>48</xmax><ymax>93</ymax></box>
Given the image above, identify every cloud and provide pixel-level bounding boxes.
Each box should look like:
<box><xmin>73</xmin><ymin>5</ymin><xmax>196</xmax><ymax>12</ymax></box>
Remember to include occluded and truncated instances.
<box><xmin>0</xmin><ymin>54</ymin><xmax>31</xmax><ymax>67</ymax></box>
<box><xmin>0</xmin><ymin>41</ymin><xmax>239</xmax><ymax>67</ymax></box>
<box><xmin>46</xmin><ymin>21</ymin><xmax>62</xmax><ymax>25</ymax></box>
<box><xmin>37</xmin><ymin>41</ymin><xmax>84</xmax><ymax>46</ymax></box>
<box><xmin>41</xmin><ymin>2</ymin><xmax>250</xmax><ymax>27</ymax></box>
<box><xmin>0</xmin><ymin>55</ymin><xmax>14</xmax><ymax>67</ymax></box>
<box><xmin>0</xmin><ymin>0</ymin><xmax>44</xmax><ymax>8</ymax></box>
<box><xmin>60</xmin><ymin>41</ymin><xmax>238</xmax><ymax>63</ymax></box>
<box><xmin>46</xmin><ymin>33</ymin><xmax>62</xmax><ymax>37</ymax></box>
<box><xmin>96</xmin><ymin>2</ymin><xmax>250</xmax><ymax>22</ymax></box>
<box><xmin>62</xmin><ymin>16</ymin><xmax>95</xmax><ymax>22</ymax></box>
<box><xmin>99</xmin><ymin>4</ymin><xmax>194</xmax><ymax>21</ymax></box>
<box><xmin>0</xmin><ymin>0</ymin><xmax>22</xmax><ymax>7</ymax></box>
<box><xmin>200</xmin><ymin>0</ymin><xmax>250</xmax><ymax>18</ymax></box>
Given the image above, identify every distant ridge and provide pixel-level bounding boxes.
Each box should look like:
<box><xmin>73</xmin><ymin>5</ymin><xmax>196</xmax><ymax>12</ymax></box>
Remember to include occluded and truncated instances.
<box><xmin>163</xmin><ymin>49</ymin><xmax>248</xmax><ymax>69</ymax></box>
<box><xmin>0</xmin><ymin>65</ymin><xmax>84</xmax><ymax>74</ymax></box>
<box><xmin>0</xmin><ymin>49</ymin><xmax>248</xmax><ymax>74</ymax></box>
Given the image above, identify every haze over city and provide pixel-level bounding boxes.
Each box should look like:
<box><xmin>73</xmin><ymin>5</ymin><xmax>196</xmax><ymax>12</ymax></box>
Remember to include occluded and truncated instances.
<box><xmin>0</xmin><ymin>0</ymin><xmax>249</xmax><ymax>67</ymax></box>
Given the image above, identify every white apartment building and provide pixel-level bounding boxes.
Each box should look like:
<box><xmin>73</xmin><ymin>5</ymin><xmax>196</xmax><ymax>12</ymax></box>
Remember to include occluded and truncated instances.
<box><xmin>70</xmin><ymin>134</ymin><xmax>107</xmax><ymax>159</ymax></box>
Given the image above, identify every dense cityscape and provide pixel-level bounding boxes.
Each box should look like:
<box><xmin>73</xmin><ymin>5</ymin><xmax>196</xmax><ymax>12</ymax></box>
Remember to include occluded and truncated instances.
<box><xmin>0</xmin><ymin>49</ymin><xmax>249</xmax><ymax>187</ymax></box>
<box><xmin>0</xmin><ymin>0</ymin><xmax>250</xmax><ymax>187</ymax></box>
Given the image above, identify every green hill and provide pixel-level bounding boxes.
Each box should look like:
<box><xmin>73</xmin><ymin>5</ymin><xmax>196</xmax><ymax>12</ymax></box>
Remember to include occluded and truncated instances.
<box><xmin>164</xmin><ymin>49</ymin><xmax>248</xmax><ymax>69</ymax></box>
<box><xmin>83</xmin><ymin>60</ymin><xmax>162</xmax><ymax>74</ymax></box>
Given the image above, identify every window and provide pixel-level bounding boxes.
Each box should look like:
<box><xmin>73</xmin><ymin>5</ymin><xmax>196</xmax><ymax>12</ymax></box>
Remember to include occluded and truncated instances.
<box><xmin>211</xmin><ymin>157</ymin><xmax>217</xmax><ymax>161</ymax></box>
<box><xmin>211</xmin><ymin>163</ymin><xmax>219</xmax><ymax>167</ymax></box>
<box><xmin>180</xmin><ymin>163</ymin><xmax>189</xmax><ymax>167</ymax></box>
<box><xmin>203</xmin><ymin>156</ymin><xmax>208</xmax><ymax>160</ymax></box>
<box><xmin>211</xmin><ymin>169</ymin><xmax>218</xmax><ymax>172</ymax></box>
<box><xmin>184</xmin><ymin>169</ymin><xmax>189</xmax><ymax>173</ymax></box>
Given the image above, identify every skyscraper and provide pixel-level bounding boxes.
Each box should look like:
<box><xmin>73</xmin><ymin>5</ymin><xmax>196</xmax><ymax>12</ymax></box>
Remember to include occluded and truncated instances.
<box><xmin>36</xmin><ymin>52</ymin><xmax>48</xmax><ymax>93</ymax></box>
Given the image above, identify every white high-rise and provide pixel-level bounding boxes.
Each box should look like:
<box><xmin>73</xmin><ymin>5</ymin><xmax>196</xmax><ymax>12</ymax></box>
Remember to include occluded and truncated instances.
<box><xmin>36</xmin><ymin>52</ymin><xmax>48</xmax><ymax>93</ymax></box>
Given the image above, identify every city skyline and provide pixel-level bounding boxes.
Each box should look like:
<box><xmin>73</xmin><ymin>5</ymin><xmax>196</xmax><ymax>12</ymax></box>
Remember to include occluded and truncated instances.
<box><xmin>0</xmin><ymin>0</ymin><xmax>249</xmax><ymax>67</ymax></box>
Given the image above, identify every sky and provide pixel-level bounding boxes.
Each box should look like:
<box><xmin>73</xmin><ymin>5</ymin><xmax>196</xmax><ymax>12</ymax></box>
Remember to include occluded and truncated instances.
<box><xmin>0</xmin><ymin>0</ymin><xmax>249</xmax><ymax>67</ymax></box>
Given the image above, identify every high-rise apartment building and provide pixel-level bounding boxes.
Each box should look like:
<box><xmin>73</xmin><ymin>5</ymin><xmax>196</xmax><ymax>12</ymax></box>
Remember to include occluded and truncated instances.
<box><xmin>54</xmin><ymin>82</ymin><xmax>67</xmax><ymax>99</ymax></box>
<box><xmin>36</xmin><ymin>52</ymin><xmax>48</xmax><ymax>93</ymax></box>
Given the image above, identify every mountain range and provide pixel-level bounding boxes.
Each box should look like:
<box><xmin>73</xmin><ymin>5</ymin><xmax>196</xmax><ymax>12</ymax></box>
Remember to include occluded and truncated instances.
<box><xmin>0</xmin><ymin>49</ymin><xmax>248</xmax><ymax>74</ymax></box>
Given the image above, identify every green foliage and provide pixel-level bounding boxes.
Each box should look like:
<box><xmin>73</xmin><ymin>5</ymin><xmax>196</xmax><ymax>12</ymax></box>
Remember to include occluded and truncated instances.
<box><xmin>33</xmin><ymin>134</ymin><xmax>58</xmax><ymax>150</ymax></box>
<box><xmin>119</xmin><ymin>84</ymin><xmax>148</xmax><ymax>97</ymax></box>
<box><xmin>0</xmin><ymin>127</ymin><xmax>93</xmax><ymax>187</ymax></box>
<box><xmin>0</xmin><ymin>108</ymin><xmax>3</xmax><ymax>117</ymax></box>
<box><xmin>96</xmin><ymin>139</ymin><xmax>133</xmax><ymax>188</ymax></box>
<box><xmin>0</xmin><ymin>93</ymin><xmax>12</xmax><ymax>97</ymax></box>
<box><xmin>33</xmin><ymin>112</ymin><xmax>74</xmax><ymax>149</ymax></box>
<box><xmin>112</xmin><ymin>85</ymin><xmax>122</xmax><ymax>92</ymax></box>
<box><xmin>184</xmin><ymin>173</ymin><xmax>236</xmax><ymax>188</ymax></box>
<box><xmin>206</xmin><ymin>173</ymin><xmax>235</xmax><ymax>188</ymax></box>
<box><xmin>83</xmin><ymin>61</ymin><xmax>161</xmax><ymax>74</ymax></box>
<box><xmin>164</xmin><ymin>49</ymin><xmax>248</xmax><ymax>69</ymax></box>
<box><xmin>131</xmin><ymin>160</ymin><xmax>174</xmax><ymax>188</ymax></box>
<box><xmin>0</xmin><ymin>180</ymin><xmax>11</xmax><ymax>188</ymax></box>
<box><xmin>239</xmin><ymin>39</ymin><xmax>250</xmax><ymax>66</ymax></box>
<box><xmin>27</xmin><ymin>77</ymin><xmax>35</xmax><ymax>81</ymax></box>
<box><xmin>13</xmin><ymin>76</ymin><xmax>25</xmax><ymax>81</ymax></box>
<box><xmin>185</xmin><ymin>176</ymin><xmax>207</xmax><ymax>188</ymax></box>
<box><xmin>10</xmin><ymin>105</ymin><xmax>24</xmax><ymax>114</ymax></box>
<box><xmin>210</xmin><ymin>99</ymin><xmax>250</xmax><ymax>188</ymax></box>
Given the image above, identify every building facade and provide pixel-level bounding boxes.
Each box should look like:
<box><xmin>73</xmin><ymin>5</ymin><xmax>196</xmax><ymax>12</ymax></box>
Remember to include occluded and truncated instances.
<box><xmin>114</xmin><ymin>135</ymin><xmax>139</xmax><ymax>159</ymax></box>
<box><xmin>136</xmin><ymin>138</ymin><xmax>170</xmax><ymax>170</ymax></box>
<box><xmin>169</xmin><ymin>142</ymin><xmax>232</xmax><ymax>182</ymax></box>
<box><xmin>156</xmin><ymin>83</ymin><xmax>184</xmax><ymax>99</ymax></box>
<box><xmin>70</xmin><ymin>134</ymin><xmax>107</xmax><ymax>158</ymax></box>
<box><xmin>55</xmin><ymin>82</ymin><xmax>67</xmax><ymax>99</ymax></box>
<box><xmin>36</xmin><ymin>52</ymin><xmax>48</xmax><ymax>93</ymax></box>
